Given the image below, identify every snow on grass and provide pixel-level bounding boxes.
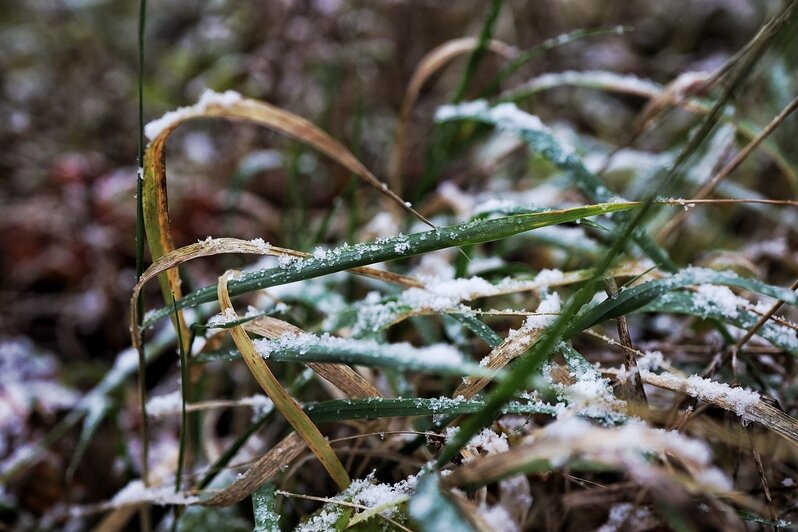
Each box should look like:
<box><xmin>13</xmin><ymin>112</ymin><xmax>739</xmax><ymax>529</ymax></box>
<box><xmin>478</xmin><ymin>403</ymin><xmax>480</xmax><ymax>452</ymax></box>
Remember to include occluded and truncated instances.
<box><xmin>680</xmin><ymin>373</ymin><xmax>759</xmax><ymax>419</ymax></box>
<box><xmin>206</xmin><ymin>307</ymin><xmax>239</xmax><ymax>327</ymax></box>
<box><xmin>250</xmin><ymin>237</ymin><xmax>271</xmax><ymax>253</ymax></box>
<box><xmin>522</xmin><ymin>291</ymin><xmax>561</xmax><ymax>329</ymax></box>
<box><xmin>465</xmin><ymin>427</ymin><xmax>508</xmax><ymax>457</ymax></box>
<box><xmin>145</xmin><ymin>391</ymin><xmax>182</xmax><ymax>418</ymax></box>
<box><xmin>351</xmin><ymin>472</ymin><xmax>417</xmax><ymax>517</ymax></box>
<box><xmin>253</xmin><ymin>331</ymin><xmax>465</xmax><ymax>368</ymax></box>
<box><xmin>539</xmin><ymin>417</ymin><xmax>731</xmax><ymax>489</ymax></box>
<box><xmin>694</xmin><ymin>284</ymin><xmax>749</xmax><ymax>318</ymax></box>
<box><xmin>435</xmin><ymin>100</ymin><xmax>575</xmax><ymax>158</ymax></box>
<box><xmin>477</xmin><ymin>503</ymin><xmax>519</xmax><ymax>532</ymax></box>
<box><xmin>598</xmin><ymin>503</ymin><xmax>655</xmax><ymax>532</ymax></box>
<box><xmin>649</xmin><ymin>371</ymin><xmax>760</xmax><ymax>420</ymax></box>
<box><xmin>144</xmin><ymin>89</ymin><xmax>243</xmax><ymax>140</ymax></box>
<box><xmin>617</xmin><ymin>350</ymin><xmax>669</xmax><ymax>382</ymax></box>
<box><xmin>352</xmin><ymin>270</ymin><xmax>564</xmax><ymax>336</ymax></box>
<box><xmin>296</xmin><ymin>471</ymin><xmax>418</xmax><ymax>530</ymax></box>
<box><xmin>511</xmin><ymin>70</ymin><xmax>662</xmax><ymax>98</ymax></box>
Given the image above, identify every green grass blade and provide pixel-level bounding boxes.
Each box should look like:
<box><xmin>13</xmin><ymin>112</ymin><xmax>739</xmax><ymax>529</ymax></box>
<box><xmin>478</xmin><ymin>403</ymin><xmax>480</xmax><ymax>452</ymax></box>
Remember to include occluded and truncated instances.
<box><xmin>565</xmin><ymin>267</ymin><xmax>798</xmax><ymax>337</ymax></box>
<box><xmin>640</xmin><ymin>292</ymin><xmax>798</xmax><ymax>355</ymax></box>
<box><xmin>304</xmin><ymin>397</ymin><xmax>557</xmax><ymax>423</ymax></box>
<box><xmin>143</xmin><ymin>202</ymin><xmax>642</xmax><ymax>326</ymax></box>
<box><xmin>173</xmin><ymin>294</ymin><xmax>189</xmax><ymax>493</ymax></box>
<box><xmin>409</xmin><ymin>471</ymin><xmax>475</xmax><ymax>532</ymax></box>
<box><xmin>449</xmin><ymin>313</ymin><xmax>503</xmax><ymax>348</ymax></box>
<box><xmin>252</xmin><ymin>483</ymin><xmax>280</xmax><ymax>532</ymax></box>
<box><xmin>452</xmin><ymin>0</ymin><xmax>504</xmax><ymax>102</ymax></box>
<box><xmin>435</xmin><ymin>98</ymin><xmax>679</xmax><ymax>272</ymax></box>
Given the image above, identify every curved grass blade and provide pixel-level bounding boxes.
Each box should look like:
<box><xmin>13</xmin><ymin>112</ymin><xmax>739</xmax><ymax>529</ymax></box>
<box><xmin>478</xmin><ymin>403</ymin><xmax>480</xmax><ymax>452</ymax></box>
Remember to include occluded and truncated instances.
<box><xmin>434</xmin><ymin>98</ymin><xmax>677</xmax><ymax>271</ymax></box>
<box><xmin>565</xmin><ymin>267</ymin><xmax>798</xmax><ymax>338</ymax></box>
<box><xmin>217</xmin><ymin>271</ymin><xmax>350</xmax><ymax>490</ymax></box>
<box><xmin>388</xmin><ymin>37</ymin><xmax>517</xmax><ymax>194</ymax></box>
<box><xmin>501</xmin><ymin>70</ymin><xmax>798</xmax><ymax>191</ymax></box>
<box><xmin>638</xmin><ymin>291</ymin><xmax>798</xmax><ymax>356</ymax></box>
<box><xmin>144</xmin><ymin>202</ymin><xmax>643</xmax><ymax>326</ymax></box>
<box><xmin>142</xmin><ymin>91</ymin><xmax>434</xmax><ymax>306</ymax></box>
<box><xmin>130</xmin><ymin>236</ymin><xmax>418</xmax><ymax>351</ymax></box>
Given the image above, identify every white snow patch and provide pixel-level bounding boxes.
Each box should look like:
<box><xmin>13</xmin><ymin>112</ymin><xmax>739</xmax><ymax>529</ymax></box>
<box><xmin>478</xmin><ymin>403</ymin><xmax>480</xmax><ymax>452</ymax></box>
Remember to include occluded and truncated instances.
<box><xmin>146</xmin><ymin>391</ymin><xmax>183</xmax><ymax>418</ymax></box>
<box><xmin>365</xmin><ymin>212</ymin><xmax>399</xmax><ymax>238</ymax></box>
<box><xmin>478</xmin><ymin>503</ymin><xmax>518</xmax><ymax>532</ymax></box>
<box><xmin>598</xmin><ymin>503</ymin><xmax>654</xmax><ymax>532</ymax></box>
<box><xmin>253</xmin><ymin>332</ymin><xmax>465</xmax><ymax>368</ymax></box>
<box><xmin>694</xmin><ymin>284</ymin><xmax>748</xmax><ymax>318</ymax></box>
<box><xmin>523</xmin><ymin>292</ymin><xmax>561</xmax><ymax>329</ymax></box>
<box><xmin>206</xmin><ymin>307</ymin><xmax>239</xmax><ymax>327</ymax></box>
<box><xmin>144</xmin><ymin>89</ymin><xmax>243</xmax><ymax>140</ymax></box>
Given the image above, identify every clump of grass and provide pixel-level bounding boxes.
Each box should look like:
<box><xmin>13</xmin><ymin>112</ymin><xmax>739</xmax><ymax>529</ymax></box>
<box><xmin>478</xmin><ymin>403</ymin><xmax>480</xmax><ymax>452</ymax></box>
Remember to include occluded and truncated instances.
<box><xmin>11</xmin><ymin>2</ymin><xmax>798</xmax><ymax>531</ymax></box>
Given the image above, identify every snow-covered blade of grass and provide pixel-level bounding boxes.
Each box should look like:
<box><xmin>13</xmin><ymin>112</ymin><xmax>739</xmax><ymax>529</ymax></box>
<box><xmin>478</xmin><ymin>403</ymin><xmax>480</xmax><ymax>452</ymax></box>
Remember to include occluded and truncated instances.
<box><xmin>142</xmin><ymin>201</ymin><xmax>643</xmax><ymax>326</ymax></box>
<box><xmin>304</xmin><ymin>396</ymin><xmax>558</xmax><ymax>423</ymax></box>
<box><xmin>252</xmin><ymin>332</ymin><xmax>498</xmax><ymax>377</ymax></box>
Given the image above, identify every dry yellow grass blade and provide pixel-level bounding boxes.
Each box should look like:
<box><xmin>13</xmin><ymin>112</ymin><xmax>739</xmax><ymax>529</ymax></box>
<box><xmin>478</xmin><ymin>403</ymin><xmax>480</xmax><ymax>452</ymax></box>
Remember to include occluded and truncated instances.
<box><xmin>243</xmin><ymin>316</ymin><xmax>381</xmax><ymax>399</ymax></box>
<box><xmin>142</xmin><ymin>91</ymin><xmax>433</xmax><ymax>308</ymax></box>
<box><xmin>201</xmin><ymin>432</ymin><xmax>306</xmax><ymax>507</ymax></box>
<box><xmin>387</xmin><ymin>37</ymin><xmax>517</xmax><ymax>197</ymax></box>
<box><xmin>442</xmin><ymin>418</ymin><xmax>737</xmax><ymax>494</ymax></box>
<box><xmin>455</xmin><ymin>329</ymin><xmax>543</xmax><ymax>400</ymax></box>
<box><xmin>217</xmin><ymin>270</ymin><xmax>350</xmax><ymax>490</ymax></box>
<box><xmin>635</xmin><ymin>370</ymin><xmax>798</xmax><ymax>447</ymax></box>
<box><xmin>139</xmin><ymin>93</ymin><xmax>431</xmax><ymax>438</ymax></box>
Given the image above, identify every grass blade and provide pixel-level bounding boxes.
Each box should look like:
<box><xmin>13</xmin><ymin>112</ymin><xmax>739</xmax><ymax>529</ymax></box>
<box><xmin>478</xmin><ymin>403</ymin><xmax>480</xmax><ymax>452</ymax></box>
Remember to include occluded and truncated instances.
<box><xmin>143</xmin><ymin>202</ymin><xmax>643</xmax><ymax>326</ymax></box>
<box><xmin>409</xmin><ymin>471</ymin><xmax>475</xmax><ymax>532</ymax></box>
<box><xmin>388</xmin><ymin>36</ymin><xmax>516</xmax><ymax>195</ymax></box>
<box><xmin>216</xmin><ymin>271</ymin><xmax>350</xmax><ymax>490</ymax></box>
<box><xmin>252</xmin><ymin>483</ymin><xmax>280</xmax><ymax>532</ymax></box>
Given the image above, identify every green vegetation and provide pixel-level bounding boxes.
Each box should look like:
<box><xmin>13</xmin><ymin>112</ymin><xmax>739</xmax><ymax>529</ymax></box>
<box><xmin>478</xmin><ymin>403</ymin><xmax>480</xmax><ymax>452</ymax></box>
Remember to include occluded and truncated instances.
<box><xmin>2</xmin><ymin>1</ymin><xmax>798</xmax><ymax>530</ymax></box>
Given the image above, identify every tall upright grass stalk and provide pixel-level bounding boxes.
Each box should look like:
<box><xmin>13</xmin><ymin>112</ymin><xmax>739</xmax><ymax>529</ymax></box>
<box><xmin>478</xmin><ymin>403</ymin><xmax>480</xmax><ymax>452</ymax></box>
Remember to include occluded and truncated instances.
<box><xmin>452</xmin><ymin>0</ymin><xmax>505</xmax><ymax>103</ymax></box>
<box><xmin>135</xmin><ymin>2</ymin><xmax>151</xmax><ymax>521</ymax></box>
